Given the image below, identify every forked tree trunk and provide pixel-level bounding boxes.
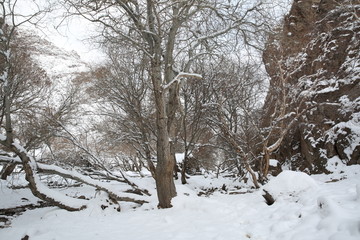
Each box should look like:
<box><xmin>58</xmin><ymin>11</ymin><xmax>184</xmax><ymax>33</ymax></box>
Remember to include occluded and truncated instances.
<box><xmin>155</xmin><ymin>115</ymin><xmax>177</xmax><ymax>208</ymax></box>
<box><xmin>151</xmin><ymin>59</ymin><xmax>177</xmax><ymax>208</ymax></box>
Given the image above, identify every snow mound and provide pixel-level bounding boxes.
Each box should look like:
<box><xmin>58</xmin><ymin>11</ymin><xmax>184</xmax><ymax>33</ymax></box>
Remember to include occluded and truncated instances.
<box><xmin>326</xmin><ymin>156</ymin><xmax>347</xmax><ymax>173</ymax></box>
<box><xmin>317</xmin><ymin>196</ymin><xmax>341</xmax><ymax>218</ymax></box>
<box><xmin>263</xmin><ymin>170</ymin><xmax>319</xmax><ymax>200</ymax></box>
<box><xmin>317</xmin><ymin>195</ymin><xmax>360</xmax><ymax>240</ymax></box>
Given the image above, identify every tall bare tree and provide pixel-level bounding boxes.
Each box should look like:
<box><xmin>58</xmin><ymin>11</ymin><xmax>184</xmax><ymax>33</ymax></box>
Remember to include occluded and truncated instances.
<box><xmin>0</xmin><ymin>29</ymin><xmax>52</xmax><ymax>179</ymax></box>
<box><xmin>63</xmin><ymin>0</ymin><xmax>275</xmax><ymax>208</ymax></box>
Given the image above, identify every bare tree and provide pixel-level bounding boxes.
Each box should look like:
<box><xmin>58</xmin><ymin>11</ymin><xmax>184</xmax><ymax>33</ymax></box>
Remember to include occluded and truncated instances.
<box><xmin>0</xmin><ymin>28</ymin><xmax>84</xmax><ymax>180</ymax></box>
<box><xmin>0</xmin><ymin>0</ymin><xmax>87</xmax><ymax>211</ymax></box>
<box><xmin>0</xmin><ymin>28</ymin><xmax>51</xmax><ymax>178</ymax></box>
<box><xmin>63</xmin><ymin>0</ymin><xmax>275</xmax><ymax>208</ymax></box>
<box><xmin>177</xmin><ymin>68</ymin><xmax>213</xmax><ymax>184</ymax></box>
<box><xmin>259</xmin><ymin>39</ymin><xmax>322</xmax><ymax>180</ymax></box>
<box><xmin>201</xmin><ymin>55</ymin><xmax>265</xmax><ymax>188</ymax></box>
<box><xmin>0</xmin><ymin>0</ymin><xmax>147</xmax><ymax>211</ymax></box>
<box><xmin>90</xmin><ymin>47</ymin><xmax>157</xmax><ymax>179</ymax></box>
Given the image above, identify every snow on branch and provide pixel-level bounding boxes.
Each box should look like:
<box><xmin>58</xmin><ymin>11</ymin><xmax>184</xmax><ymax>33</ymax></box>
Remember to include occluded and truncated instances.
<box><xmin>0</xmin><ymin>154</ymin><xmax>21</xmax><ymax>163</ymax></box>
<box><xmin>162</xmin><ymin>72</ymin><xmax>202</xmax><ymax>90</ymax></box>
<box><xmin>0</xmin><ymin>134</ymin><xmax>148</xmax><ymax>210</ymax></box>
<box><xmin>0</xmin><ymin>151</ymin><xmax>148</xmax><ymax>206</ymax></box>
<box><xmin>7</xmin><ymin>138</ymin><xmax>88</xmax><ymax>211</ymax></box>
<box><xmin>37</xmin><ymin>163</ymin><xmax>148</xmax><ymax>205</ymax></box>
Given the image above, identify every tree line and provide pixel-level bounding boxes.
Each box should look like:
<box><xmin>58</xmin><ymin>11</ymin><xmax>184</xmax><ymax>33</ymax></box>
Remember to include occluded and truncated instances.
<box><xmin>0</xmin><ymin>0</ymin><xmax>294</xmax><ymax>210</ymax></box>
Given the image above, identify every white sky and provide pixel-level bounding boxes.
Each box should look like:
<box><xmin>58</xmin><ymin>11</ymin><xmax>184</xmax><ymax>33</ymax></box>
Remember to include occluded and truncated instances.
<box><xmin>12</xmin><ymin>0</ymin><xmax>105</xmax><ymax>63</ymax></box>
<box><xmin>10</xmin><ymin>0</ymin><xmax>292</xmax><ymax>64</ymax></box>
<box><xmin>40</xmin><ymin>15</ymin><xmax>106</xmax><ymax>63</ymax></box>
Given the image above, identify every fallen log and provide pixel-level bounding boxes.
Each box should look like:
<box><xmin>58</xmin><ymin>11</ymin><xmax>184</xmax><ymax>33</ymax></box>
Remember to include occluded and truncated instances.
<box><xmin>0</xmin><ymin>138</ymin><xmax>148</xmax><ymax>211</ymax></box>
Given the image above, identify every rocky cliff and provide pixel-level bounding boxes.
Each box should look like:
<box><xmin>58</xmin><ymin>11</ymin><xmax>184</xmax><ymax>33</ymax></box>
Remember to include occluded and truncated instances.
<box><xmin>262</xmin><ymin>0</ymin><xmax>360</xmax><ymax>173</ymax></box>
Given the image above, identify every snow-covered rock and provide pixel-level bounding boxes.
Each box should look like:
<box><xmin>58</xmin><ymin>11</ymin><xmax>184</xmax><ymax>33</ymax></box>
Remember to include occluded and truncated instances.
<box><xmin>262</xmin><ymin>0</ymin><xmax>360</xmax><ymax>172</ymax></box>
<box><xmin>18</xmin><ymin>30</ymin><xmax>89</xmax><ymax>81</ymax></box>
<box><xmin>263</xmin><ymin>170</ymin><xmax>319</xmax><ymax>201</ymax></box>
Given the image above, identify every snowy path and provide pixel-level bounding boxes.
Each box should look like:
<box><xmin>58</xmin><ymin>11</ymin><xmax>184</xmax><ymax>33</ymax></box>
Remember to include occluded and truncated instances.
<box><xmin>1</xmin><ymin>163</ymin><xmax>359</xmax><ymax>240</ymax></box>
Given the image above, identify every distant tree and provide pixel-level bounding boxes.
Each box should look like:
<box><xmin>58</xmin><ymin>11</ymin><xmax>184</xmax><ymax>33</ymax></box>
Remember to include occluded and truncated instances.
<box><xmin>0</xmin><ymin>28</ymin><xmax>84</xmax><ymax>180</ymax></box>
<box><xmin>0</xmin><ymin>27</ymin><xmax>50</xmax><ymax>178</ymax></box>
<box><xmin>177</xmin><ymin>66</ymin><xmax>213</xmax><ymax>183</ymax></box>
<box><xmin>203</xmin><ymin>55</ymin><xmax>265</xmax><ymax>188</ymax></box>
<box><xmin>90</xmin><ymin>47</ymin><xmax>157</xmax><ymax>178</ymax></box>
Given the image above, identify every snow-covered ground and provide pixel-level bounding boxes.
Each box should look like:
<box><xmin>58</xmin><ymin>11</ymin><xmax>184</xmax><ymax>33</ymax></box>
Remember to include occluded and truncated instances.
<box><xmin>1</xmin><ymin>157</ymin><xmax>359</xmax><ymax>240</ymax></box>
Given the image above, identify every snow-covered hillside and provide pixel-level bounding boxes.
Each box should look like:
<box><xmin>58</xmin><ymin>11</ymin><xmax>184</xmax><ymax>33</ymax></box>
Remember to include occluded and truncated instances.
<box><xmin>20</xmin><ymin>30</ymin><xmax>89</xmax><ymax>96</ymax></box>
<box><xmin>20</xmin><ymin>30</ymin><xmax>101</xmax><ymax>136</ymax></box>
<box><xmin>1</xmin><ymin>156</ymin><xmax>359</xmax><ymax>240</ymax></box>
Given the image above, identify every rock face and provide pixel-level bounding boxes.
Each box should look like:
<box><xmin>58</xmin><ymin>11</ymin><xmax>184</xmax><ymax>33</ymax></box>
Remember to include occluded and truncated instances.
<box><xmin>262</xmin><ymin>0</ymin><xmax>360</xmax><ymax>173</ymax></box>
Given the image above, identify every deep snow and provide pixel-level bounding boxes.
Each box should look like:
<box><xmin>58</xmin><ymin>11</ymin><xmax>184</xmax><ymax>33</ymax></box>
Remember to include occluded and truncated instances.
<box><xmin>0</xmin><ymin>157</ymin><xmax>359</xmax><ymax>240</ymax></box>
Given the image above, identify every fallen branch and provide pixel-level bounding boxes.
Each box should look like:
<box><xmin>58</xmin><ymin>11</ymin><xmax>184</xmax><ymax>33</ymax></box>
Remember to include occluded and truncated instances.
<box><xmin>37</xmin><ymin>163</ymin><xmax>148</xmax><ymax>205</ymax></box>
<box><xmin>11</xmin><ymin>142</ymin><xmax>88</xmax><ymax>211</ymax></box>
<box><xmin>11</xmin><ymin>159</ymin><xmax>151</xmax><ymax>197</ymax></box>
<box><xmin>56</xmin><ymin>123</ymin><xmax>151</xmax><ymax>196</ymax></box>
<box><xmin>0</xmin><ymin>202</ymin><xmax>54</xmax><ymax>216</ymax></box>
<box><xmin>0</xmin><ymin>140</ymin><xmax>148</xmax><ymax>210</ymax></box>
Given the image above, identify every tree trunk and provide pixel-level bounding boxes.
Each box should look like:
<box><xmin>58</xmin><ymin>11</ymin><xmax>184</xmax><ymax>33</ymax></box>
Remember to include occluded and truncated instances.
<box><xmin>145</xmin><ymin>150</ymin><xmax>156</xmax><ymax>180</ymax></box>
<box><xmin>262</xmin><ymin>147</ymin><xmax>270</xmax><ymax>180</ymax></box>
<box><xmin>151</xmin><ymin>58</ymin><xmax>177</xmax><ymax>208</ymax></box>
<box><xmin>155</xmin><ymin>116</ymin><xmax>177</xmax><ymax>208</ymax></box>
<box><xmin>0</xmin><ymin>163</ymin><xmax>16</xmax><ymax>180</ymax></box>
<box><xmin>181</xmin><ymin>157</ymin><xmax>187</xmax><ymax>184</ymax></box>
<box><xmin>243</xmin><ymin>161</ymin><xmax>260</xmax><ymax>189</ymax></box>
<box><xmin>12</xmin><ymin>145</ymin><xmax>87</xmax><ymax>211</ymax></box>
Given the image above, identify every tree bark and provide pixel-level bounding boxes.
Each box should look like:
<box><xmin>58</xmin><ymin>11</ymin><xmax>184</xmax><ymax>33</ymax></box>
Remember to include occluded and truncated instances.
<box><xmin>154</xmin><ymin>112</ymin><xmax>177</xmax><ymax>208</ymax></box>
<box><xmin>150</xmin><ymin>58</ymin><xmax>177</xmax><ymax>208</ymax></box>
<box><xmin>181</xmin><ymin>157</ymin><xmax>187</xmax><ymax>184</ymax></box>
<box><xmin>0</xmin><ymin>163</ymin><xmax>16</xmax><ymax>180</ymax></box>
<box><xmin>146</xmin><ymin>153</ymin><xmax>157</xmax><ymax>180</ymax></box>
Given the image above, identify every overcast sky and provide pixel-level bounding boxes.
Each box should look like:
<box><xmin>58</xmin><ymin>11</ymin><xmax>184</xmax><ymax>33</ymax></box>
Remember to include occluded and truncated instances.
<box><xmin>40</xmin><ymin>15</ymin><xmax>105</xmax><ymax>63</ymax></box>
<box><xmin>12</xmin><ymin>0</ymin><xmax>292</xmax><ymax>64</ymax></box>
<box><xmin>12</xmin><ymin>0</ymin><xmax>104</xmax><ymax>63</ymax></box>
